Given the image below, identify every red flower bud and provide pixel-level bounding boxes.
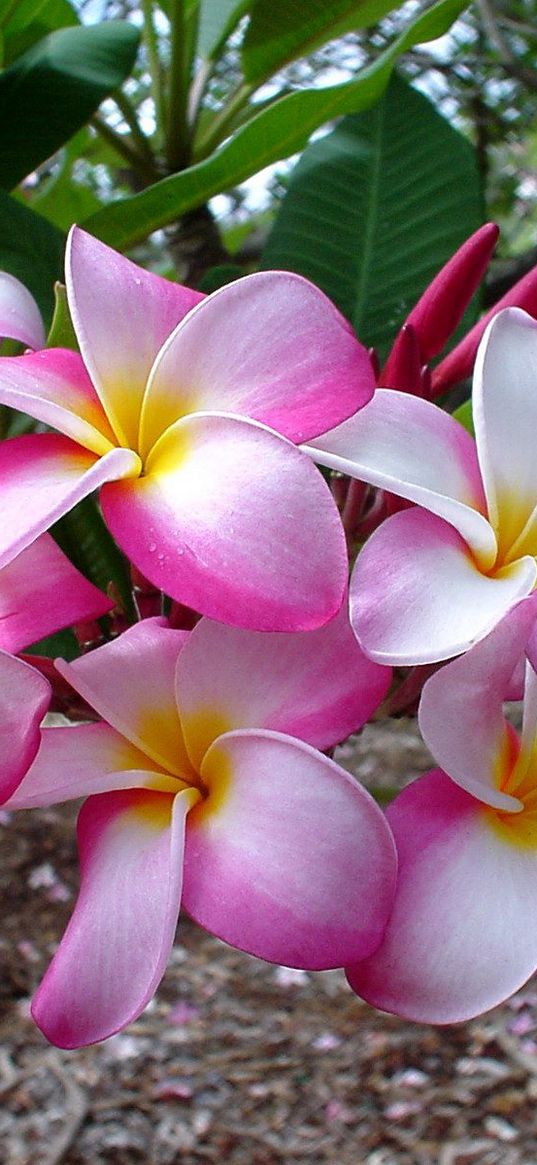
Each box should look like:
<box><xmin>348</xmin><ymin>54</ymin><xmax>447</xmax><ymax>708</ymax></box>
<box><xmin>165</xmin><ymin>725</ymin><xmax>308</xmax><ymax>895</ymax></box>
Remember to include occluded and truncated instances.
<box><xmin>405</xmin><ymin>222</ymin><xmax>499</xmax><ymax>363</ymax></box>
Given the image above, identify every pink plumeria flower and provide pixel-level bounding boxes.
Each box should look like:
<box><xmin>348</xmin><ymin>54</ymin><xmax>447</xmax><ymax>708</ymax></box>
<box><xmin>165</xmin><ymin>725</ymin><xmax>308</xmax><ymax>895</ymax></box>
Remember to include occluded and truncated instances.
<box><xmin>0</xmin><ymin>533</ymin><xmax>112</xmax><ymax>653</ymax></box>
<box><xmin>0</xmin><ymin>271</ymin><xmax>45</xmax><ymax>350</ymax></box>
<box><xmin>306</xmin><ymin>307</ymin><xmax>537</xmax><ymax>664</ymax></box>
<box><xmin>7</xmin><ymin>609</ymin><xmax>396</xmax><ymax>1048</ymax></box>
<box><xmin>0</xmin><ymin>650</ymin><xmax>50</xmax><ymax>804</ymax></box>
<box><xmin>0</xmin><ymin>228</ymin><xmax>375</xmax><ymax>632</ymax></box>
<box><xmin>347</xmin><ymin>594</ymin><xmax>537</xmax><ymax>1023</ymax></box>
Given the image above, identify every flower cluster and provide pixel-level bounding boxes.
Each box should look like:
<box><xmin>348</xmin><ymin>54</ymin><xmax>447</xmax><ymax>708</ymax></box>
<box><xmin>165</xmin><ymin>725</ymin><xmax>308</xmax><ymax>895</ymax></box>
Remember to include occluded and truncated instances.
<box><xmin>3</xmin><ymin>224</ymin><xmax>537</xmax><ymax>1047</ymax></box>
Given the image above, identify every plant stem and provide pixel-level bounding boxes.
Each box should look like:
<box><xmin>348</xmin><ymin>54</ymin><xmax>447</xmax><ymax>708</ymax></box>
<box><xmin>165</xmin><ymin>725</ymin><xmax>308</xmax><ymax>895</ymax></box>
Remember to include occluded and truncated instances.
<box><xmin>188</xmin><ymin>58</ymin><xmax>213</xmax><ymax>131</ymax></box>
<box><xmin>91</xmin><ymin>114</ymin><xmax>157</xmax><ymax>186</ymax></box>
<box><xmin>141</xmin><ymin>0</ymin><xmax>167</xmax><ymax>135</ymax></box>
<box><xmin>113</xmin><ymin>89</ymin><xmax>157</xmax><ymax>171</ymax></box>
<box><xmin>193</xmin><ymin>80</ymin><xmax>254</xmax><ymax>161</ymax></box>
<box><xmin>166</xmin><ymin>0</ymin><xmax>196</xmax><ymax>170</ymax></box>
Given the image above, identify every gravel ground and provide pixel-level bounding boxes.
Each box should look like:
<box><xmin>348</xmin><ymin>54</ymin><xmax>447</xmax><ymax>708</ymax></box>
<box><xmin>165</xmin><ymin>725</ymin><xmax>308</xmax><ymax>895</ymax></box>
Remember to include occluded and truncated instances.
<box><xmin>2</xmin><ymin>719</ymin><xmax>537</xmax><ymax>1165</ymax></box>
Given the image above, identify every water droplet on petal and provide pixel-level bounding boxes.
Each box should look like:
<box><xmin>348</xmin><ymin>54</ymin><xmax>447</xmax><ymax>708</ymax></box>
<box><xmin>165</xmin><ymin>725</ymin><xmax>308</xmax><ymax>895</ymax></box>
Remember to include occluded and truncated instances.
<box><xmin>148</xmin><ymin>542</ymin><xmax>157</xmax><ymax>553</ymax></box>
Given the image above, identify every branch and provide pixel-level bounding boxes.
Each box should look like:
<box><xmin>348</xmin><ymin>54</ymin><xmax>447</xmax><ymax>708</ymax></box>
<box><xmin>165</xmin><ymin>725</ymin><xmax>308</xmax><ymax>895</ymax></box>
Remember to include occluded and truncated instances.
<box><xmin>112</xmin><ymin>89</ymin><xmax>158</xmax><ymax>174</ymax></box>
<box><xmin>166</xmin><ymin>0</ymin><xmax>197</xmax><ymax>170</ymax></box>
<box><xmin>477</xmin><ymin>0</ymin><xmax>537</xmax><ymax>92</ymax></box>
<box><xmin>141</xmin><ymin>0</ymin><xmax>167</xmax><ymax>133</ymax></box>
<box><xmin>90</xmin><ymin>115</ymin><xmax>157</xmax><ymax>186</ymax></box>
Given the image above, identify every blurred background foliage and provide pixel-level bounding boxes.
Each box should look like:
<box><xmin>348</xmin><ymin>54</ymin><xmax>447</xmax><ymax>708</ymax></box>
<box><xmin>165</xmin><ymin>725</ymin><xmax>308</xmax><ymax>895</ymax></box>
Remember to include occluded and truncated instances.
<box><xmin>0</xmin><ymin>0</ymin><xmax>535</xmax><ymax>654</ymax></box>
<box><xmin>1</xmin><ymin>0</ymin><xmax>535</xmax><ymax>319</ymax></box>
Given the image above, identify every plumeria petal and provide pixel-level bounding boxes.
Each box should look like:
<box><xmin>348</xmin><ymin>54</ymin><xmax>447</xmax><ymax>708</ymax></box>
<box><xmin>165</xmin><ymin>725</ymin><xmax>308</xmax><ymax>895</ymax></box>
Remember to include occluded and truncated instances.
<box><xmin>0</xmin><ymin>434</ymin><xmax>140</xmax><ymax>569</ymax></box>
<box><xmin>32</xmin><ymin>787</ymin><xmax>197</xmax><ymax>1048</ymax></box>
<box><xmin>473</xmin><ymin>308</ymin><xmax>537</xmax><ymax>560</ymax></box>
<box><xmin>0</xmin><ymin>271</ymin><xmax>45</xmax><ymax>348</ymax></box>
<box><xmin>418</xmin><ymin>597</ymin><xmax>537</xmax><ymax>811</ymax></box>
<box><xmin>56</xmin><ymin>619</ymin><xmax>193</xmax><ymax>779</ymax></box>
<box><xmin>66</xmin><ymin>227</ymin><xmax>204</xmax><ymax>448</ymax></box>
<box><xmin>6</xmin><ymin>722</ymin><xmax>180</xmax><ymax>811</ymax></box>
<box><xmin>347</xmin><ymin>769</ymin><xmax>537</xmax><ymax>1023</ymax></box>
<box><xmin>0</xmin><ymin>651</ymin><xmax>50</xmax><ymax>802</ymax></box>
<box><xmin>305</xmin><ymin>389</ymin><xmax>496</xmax><ymax>565</ymax></box>
<box><xmin>521</xmin><ymin>661</ymin><xmax>537</xmax><ymax>756</ymax></box>
<box><xmin>351</xmin><ymin>508</ymin><xmax>536</xmax><ymax>665</ymax></box>
<box><xmin>524</xmin><ymin>626</ymin><xmax>537</xmax><ymax>719</ymax></box>
<box><xmin>0</xmin><ymin>534</ymin><xmax>112</xmax><ymax>653</ymax></box>
<box><xmin>433</xmin><ymin>262</ymin><xmax>537</xmax><ymax>395</ymax></box>
<box><xmin>101</xmin><ymin>413</ymin><xmax>347</xmax><ymax>631</ymax></box>
<box><xmin>182</xmin><ymin>729</ymin><xmax>397</xmax><ymax>970</ymax></box>
<box><xmin>177</xmin><ymin>604</ymin><xmax>390</xmax><ymax>769</ymax></box>
<box><xmin>139</xmin><ymin>270</ymin><xmax>374</xmax><ymax>458</ymax></box>
<box><xmin>0</xmin><ymin>348</ymin><xmax>116</xmax><ymax>455</ymax></box>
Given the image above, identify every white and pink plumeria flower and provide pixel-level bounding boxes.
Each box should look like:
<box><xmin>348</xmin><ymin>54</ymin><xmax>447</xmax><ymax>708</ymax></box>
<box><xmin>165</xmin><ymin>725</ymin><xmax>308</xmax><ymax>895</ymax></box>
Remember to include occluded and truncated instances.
<box><xmin>0</xmin><ymin>265</ymin><xmax>113</xmax><ymax>651</ymax></box>
<box><xmin>0</xmin><ymin>227</ymin><xmax>375</xmax><ymax>632</ymax></box>
<box><xmin>306</xmin><ymin>306</ymin><xmax>537</xmax><ymax>664</ymax></box>
<box><xmin>7</xmin><ymin>608</ymin><xmax>396</xmax><ymax>1048</ymax></box>
<box><xmin>0</xmin><ymin>533</ymin><xmax>112</xmax><ymax>653</ymax></box>
<box><xmin>0</xmin><ymin>271</ymin><xmax>45</xmax><ymax>350</ymax></box>
<box><xmin>347</xmin><ymin>594</ymin><xmax>537</xmax><ymax>1023</ymax></box>
<box><xmin>0</xmin><ymin>650</ymin><xmax>51</xmax><ymax>804</ymax></box>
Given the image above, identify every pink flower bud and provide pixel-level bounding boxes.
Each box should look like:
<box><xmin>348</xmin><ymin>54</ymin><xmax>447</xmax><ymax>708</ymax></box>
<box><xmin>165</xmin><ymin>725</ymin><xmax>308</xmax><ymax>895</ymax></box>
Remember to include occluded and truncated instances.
<box><xmin>406</xmin><ymin>222</ymin><xmax>499</xmax><ymax>363</ymax></box>
<box><xmin>433</xmin><ymin>254</ymin><xmax>537</xmax><ymax>394</ymax></box>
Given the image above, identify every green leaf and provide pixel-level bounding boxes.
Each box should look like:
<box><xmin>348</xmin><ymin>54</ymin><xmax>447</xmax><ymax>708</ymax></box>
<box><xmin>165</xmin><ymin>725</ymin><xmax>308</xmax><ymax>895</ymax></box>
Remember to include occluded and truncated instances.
<box><xmin>46</xmin><ymin>282</ymin><xmax>78</xmax><ymax>349</ymax></box>
<box><xmin>51</xmin><ymin>496</ymin><xmax>138</xmax><ymax>624</ymax></box>
<box><xmin>1</xmin><ymin>0</ymin><xmax>78</xmax><ymax>66</ymax></box>
<box><xmin>0</xmin><ymin>189</ymin><xmax>64</xmax><ymax>325</ymax></box>
<box><xmin>242</xmin><ymin>0</ymin><xmax>403</xmax><ymax>85</ymax></box>
<box><xmin>30</xmin><ymin>130</ymin><xmax>104</xmax><ymax>231</ymax></box>
<box><xmin>197</xmin><ymin>263</ymin><xmax>244</xmax><ymax>292</ymax></box>
<box><xmin>85</xmin><ymin>0</ymin><xmax>468</xmax><ymax>250</ymax></box>
<box><xmin>32</xmin><ymin>175</ymin><xmax>103</xmax><ymax>231</ymax></box>
<box><xmin>262</xmin><ymin>72</ymin><xmax>483</xmax><ymax>357</ymax></box>
<box><xmin>197</xmin><ymin>0</ymin><xmax>249</xmax><ymax>59</ymax></box>
<box><xmin>0</xmin><ymin>22</ymin><xmax>140</xmax><ymax>190</ymax></box>
<box><xmin>453</xmin><ymin>398</ymin><xmax>474</xmax><ymax>435</ymax></box>
<box><xmin>24</xmin><ymin>626</ymin><xmax>80</xmax><ymax>661</ymax></box>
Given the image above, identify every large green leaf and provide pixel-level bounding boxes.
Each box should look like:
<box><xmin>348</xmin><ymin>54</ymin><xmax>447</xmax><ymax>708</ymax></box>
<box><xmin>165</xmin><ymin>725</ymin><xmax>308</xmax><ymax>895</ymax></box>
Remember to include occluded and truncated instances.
<box><xmin>242</xmin><ymin>0</ymin><xmax>403</xmax><ymax>85</ymax></box>
<box><xmin>0</xmin><ymin>190</ymin><xmax>64</xmax><ymax>324</ymax></box>
<box><xmin>262</xmin><ymin>72</ymin><xmax>483</xmax><ymax>357</ymax></box>
<box><xmin>157</xmin><ymin>0</ymin><xmax>247</xmax><ymax>59</ymax></box>
<box><xmin>1</xmin><ymin>0</ymin><xmax>77</xmax><ymax>65</ymax></box>
<box><xmin>85</xmin><ymin>0</ymin><xmax>467</xmax><ymax>250</ymax></box>
<box><xmin>0</xmin><ymin>22</ymin><xmax>140</xmax><ymax>190</ymax></box>
<box><xmin>30</xmin><ymin>129</ymin><xmax>104</xmax><ymax>231</ymax></box>
<box><xmin>197</xmin><ymin>0</ymin><xmax>249</xmax><ymax>59</ymax></box>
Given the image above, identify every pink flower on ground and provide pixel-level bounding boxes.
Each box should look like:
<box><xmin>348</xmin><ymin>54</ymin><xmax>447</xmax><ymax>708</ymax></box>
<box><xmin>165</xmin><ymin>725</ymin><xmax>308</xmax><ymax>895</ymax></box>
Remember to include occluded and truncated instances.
<box><xmin>347</xmin><ymin>594</ymin><xmax>537</xmax><ymax>1022</ymax></box>
<box><xmin>0</xmin><ymin>533</ymin><xmax>112</xmax><ymax>653</ymax></box>
<box><xmin>7</xmin><ymin>609</ymin><xmax>395</xmax><ymax>1048</ymax></box>
<box><xmin>306</xmin><ymin>307</ymin><xmax>537</xmax><ymax>664</ymax></box>
<box><xmin>0</xmin><ymin>227</ymin><xmax>375</xmax><ymax>632</ymax></box>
